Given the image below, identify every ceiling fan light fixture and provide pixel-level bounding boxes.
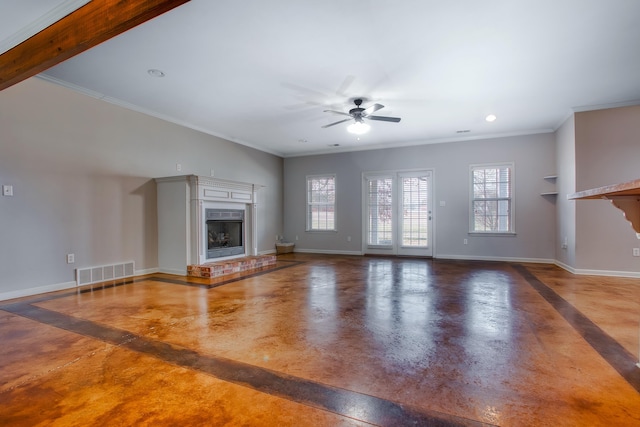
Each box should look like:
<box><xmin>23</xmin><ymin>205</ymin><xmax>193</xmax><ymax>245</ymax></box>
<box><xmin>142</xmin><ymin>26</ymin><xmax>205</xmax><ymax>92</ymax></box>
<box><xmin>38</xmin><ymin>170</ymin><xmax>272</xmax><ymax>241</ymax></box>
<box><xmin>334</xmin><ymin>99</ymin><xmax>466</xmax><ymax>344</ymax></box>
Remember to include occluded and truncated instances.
<box><xmin>347</xmin><ymin>121</ymin><xmax>370</xmax><ymax>135</ymax></box>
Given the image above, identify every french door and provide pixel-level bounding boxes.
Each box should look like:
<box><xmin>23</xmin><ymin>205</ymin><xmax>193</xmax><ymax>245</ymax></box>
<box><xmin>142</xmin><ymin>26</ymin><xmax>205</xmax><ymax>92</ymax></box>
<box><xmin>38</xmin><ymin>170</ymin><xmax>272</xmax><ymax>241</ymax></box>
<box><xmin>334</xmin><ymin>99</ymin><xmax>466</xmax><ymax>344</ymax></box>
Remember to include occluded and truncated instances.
<box><xmin>363</xmin><ymin>170</ymin><xmax>433</xmax><ymax>257</ymax></box>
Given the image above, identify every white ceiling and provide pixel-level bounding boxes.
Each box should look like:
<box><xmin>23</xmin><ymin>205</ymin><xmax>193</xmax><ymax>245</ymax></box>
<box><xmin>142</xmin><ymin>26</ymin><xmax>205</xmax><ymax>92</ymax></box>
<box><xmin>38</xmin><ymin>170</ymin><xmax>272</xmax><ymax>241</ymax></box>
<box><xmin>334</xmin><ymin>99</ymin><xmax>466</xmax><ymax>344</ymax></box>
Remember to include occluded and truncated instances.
<box><xmin>9</xmin><ymin>1</ymin><xmax>640</xmax><ymax>157</ymax></box>
<box><xmin>0</xmin><ymin>0</ymin><xmax>89</xmax><ymax>54</ymax></box>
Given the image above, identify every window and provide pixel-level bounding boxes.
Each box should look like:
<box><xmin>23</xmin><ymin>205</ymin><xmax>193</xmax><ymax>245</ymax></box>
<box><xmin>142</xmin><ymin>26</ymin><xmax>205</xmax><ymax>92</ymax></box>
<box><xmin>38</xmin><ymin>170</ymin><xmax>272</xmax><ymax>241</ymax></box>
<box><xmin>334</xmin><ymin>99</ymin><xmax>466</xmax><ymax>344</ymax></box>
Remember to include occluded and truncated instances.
<box><xmin>366</xmin><ymin>176</ymin><xmax>393</xmax><ymax>245</ymax></box>
<box><xmin>401</xmin><ymin>175</ymin><xmax>429</xmax><ymax>246</ymax></box>
<box><xmin>470</xmin><ymin>163</ymin><xmax>513</xmax><ymax>233</ymax></box>
<box><xmin>307</xmin><ymin>175</ymin><xmax>336</xmax><ymax>231</ymax></box>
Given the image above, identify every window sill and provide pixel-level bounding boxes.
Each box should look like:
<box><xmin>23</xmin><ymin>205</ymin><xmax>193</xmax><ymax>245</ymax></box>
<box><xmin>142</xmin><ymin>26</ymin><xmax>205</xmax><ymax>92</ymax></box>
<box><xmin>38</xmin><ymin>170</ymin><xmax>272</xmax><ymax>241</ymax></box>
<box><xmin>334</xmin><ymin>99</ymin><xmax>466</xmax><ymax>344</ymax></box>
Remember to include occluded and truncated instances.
<box><xmin>468</xmin><ymin>232</ymin><xmax>517</xmax><ymax>237</ymax></box>
<box><xmin>305</xmin><ymin>229</ymin><xmax>338</xmax><ymax>233</ymax></box>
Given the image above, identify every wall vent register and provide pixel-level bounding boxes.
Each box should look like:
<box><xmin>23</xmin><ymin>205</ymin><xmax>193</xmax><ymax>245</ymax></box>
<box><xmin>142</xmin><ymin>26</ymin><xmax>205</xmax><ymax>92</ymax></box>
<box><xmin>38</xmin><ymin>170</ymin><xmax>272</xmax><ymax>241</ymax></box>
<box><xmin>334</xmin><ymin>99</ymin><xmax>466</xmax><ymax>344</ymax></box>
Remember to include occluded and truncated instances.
<box><xmin>76</xmin><ymin>261</ymin><xmax>135</xmax><ymax>286</ymax></box>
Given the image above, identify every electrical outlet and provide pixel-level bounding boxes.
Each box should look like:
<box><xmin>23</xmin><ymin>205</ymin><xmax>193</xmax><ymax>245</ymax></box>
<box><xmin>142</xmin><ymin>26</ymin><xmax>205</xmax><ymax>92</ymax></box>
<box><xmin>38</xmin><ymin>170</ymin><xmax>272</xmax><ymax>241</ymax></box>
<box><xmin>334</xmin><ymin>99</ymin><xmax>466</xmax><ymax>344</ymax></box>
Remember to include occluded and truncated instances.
<box><xmin>176</xmin><ymin>163</ymin><xmax>182</xmax><ymax>172</ymax></box>
<box><xmin>66</xmin><ymin>253</ymin><xmax>75</xmax><ymax>264</ymax></box>
<box><xmin>633</xmin><ymin>248</ymin><xmax>639</xmax><ymax>257</ymax></box>
<box><xmin>463</xmin><ymin>238</ymin><xmax>468</xmax><ymax>245</ymax></box>
<box><xmin>347</xmin><ymin>236</ymin><xmax>351</xmax><ymax>242</ymax></box>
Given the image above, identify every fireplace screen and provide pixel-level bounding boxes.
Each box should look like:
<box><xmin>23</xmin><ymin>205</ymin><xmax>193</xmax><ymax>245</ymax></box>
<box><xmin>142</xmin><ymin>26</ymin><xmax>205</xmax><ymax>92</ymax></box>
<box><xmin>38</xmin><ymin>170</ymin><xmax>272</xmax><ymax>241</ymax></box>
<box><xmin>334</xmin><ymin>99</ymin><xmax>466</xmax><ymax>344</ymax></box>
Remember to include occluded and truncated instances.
<box><xmin>206</xmin><ymin>208</ymin><xmax>244</xmax><ymax>259</ymax></box>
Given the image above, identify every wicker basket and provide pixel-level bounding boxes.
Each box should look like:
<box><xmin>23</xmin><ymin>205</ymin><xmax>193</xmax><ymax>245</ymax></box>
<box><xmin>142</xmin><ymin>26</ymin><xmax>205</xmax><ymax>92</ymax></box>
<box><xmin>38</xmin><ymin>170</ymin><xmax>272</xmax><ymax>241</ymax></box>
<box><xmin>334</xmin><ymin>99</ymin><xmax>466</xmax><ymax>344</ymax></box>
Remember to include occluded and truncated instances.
<box><xmin>275</xmin><ymin>242</ymin><xmax>295</xmax><ymax>254</ymax></box>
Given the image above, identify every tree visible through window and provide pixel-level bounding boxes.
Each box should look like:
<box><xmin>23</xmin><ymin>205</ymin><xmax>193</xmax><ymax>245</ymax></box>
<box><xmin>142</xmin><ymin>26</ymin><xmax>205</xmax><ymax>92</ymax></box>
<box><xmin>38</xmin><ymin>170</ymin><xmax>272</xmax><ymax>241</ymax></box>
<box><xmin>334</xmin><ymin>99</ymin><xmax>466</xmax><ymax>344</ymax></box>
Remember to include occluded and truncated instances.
<box><xmin>367</xmin><ymin>177</ymin><xmax>393</xmax><ymax>245</ymax></box>
<box><xmin>307</xmin><ymin>175</ymin><xmax>336</xmax><ymax>231</ymax></box>
<box><xmin>471</xmin><ymin>164</ymin><xmax>513</xmax><ymax>233</ymax></box>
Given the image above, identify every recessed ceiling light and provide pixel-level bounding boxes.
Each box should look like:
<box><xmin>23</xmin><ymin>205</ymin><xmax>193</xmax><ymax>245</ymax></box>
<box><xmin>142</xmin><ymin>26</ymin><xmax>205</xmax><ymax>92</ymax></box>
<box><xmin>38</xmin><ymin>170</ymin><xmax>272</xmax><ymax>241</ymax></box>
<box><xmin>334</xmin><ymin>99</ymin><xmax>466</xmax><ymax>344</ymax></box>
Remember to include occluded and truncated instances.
<box><xmin>485</xmin><ymin>114</ymin><xmax>497</xmax><ymax>122</ymax></box>
<box><xmin>147</xmin><ymin>69</ymin><xmax>165</xmax><ymax>78</ymax></box>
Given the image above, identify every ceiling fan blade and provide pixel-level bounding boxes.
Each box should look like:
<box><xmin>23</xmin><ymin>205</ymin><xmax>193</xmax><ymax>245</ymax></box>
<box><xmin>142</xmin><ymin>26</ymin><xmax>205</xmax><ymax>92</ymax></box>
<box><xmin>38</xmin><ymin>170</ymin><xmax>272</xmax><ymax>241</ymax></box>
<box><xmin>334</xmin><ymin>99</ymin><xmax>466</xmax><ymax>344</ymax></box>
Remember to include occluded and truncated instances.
<box><xmin>335</xmin><ymin>75</ymin><xmax>356</xmax><ymax>97</ymax></box>
<box><xmin>323</xmin><ymin>109</ymin><xmax>352</xmax><ymax>117</ymax></box>
<box><xmin>321</xmin><ymin>118</ymin><xmax>353</xmax><ymax>128</ymax></box>
<box><xmin>367</xmin><ymin>115</ymin><xmax>401</xmax><ymax>123</ymax></box>
<box><xmin>363</xmin><ymin>103</ymin><xmax>384</xmax><ymax>115</ymax></box>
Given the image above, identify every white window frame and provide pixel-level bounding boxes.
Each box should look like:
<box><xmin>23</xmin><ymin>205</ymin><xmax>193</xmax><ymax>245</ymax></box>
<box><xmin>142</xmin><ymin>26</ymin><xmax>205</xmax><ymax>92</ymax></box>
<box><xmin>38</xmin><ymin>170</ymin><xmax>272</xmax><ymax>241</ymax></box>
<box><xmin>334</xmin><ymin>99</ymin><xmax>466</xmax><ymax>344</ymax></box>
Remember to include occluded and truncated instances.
<box><xmin>306</xmin><ymin>174</ymin><xmax>337</xmax><ymax>232</ymax></box>
<box><xmin>363</xmin><ymin>173</ymin><xmax>395</xmax><ymax>247</ymax></box>
<box><xmin>469</xmin><ymin>162</ymin><xmax>515</xmax><ymax>235</ymax></box>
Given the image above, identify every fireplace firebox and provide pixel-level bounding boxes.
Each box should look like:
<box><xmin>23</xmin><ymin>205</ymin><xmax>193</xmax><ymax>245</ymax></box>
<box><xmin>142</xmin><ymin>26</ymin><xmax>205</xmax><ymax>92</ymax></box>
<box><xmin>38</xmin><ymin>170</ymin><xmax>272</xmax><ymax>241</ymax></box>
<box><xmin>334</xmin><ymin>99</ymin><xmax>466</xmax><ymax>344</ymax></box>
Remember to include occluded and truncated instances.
<box><xmin>206</xmin><ymin>208</ymin><xmax>244</xmax><ymax>259</ymax></box>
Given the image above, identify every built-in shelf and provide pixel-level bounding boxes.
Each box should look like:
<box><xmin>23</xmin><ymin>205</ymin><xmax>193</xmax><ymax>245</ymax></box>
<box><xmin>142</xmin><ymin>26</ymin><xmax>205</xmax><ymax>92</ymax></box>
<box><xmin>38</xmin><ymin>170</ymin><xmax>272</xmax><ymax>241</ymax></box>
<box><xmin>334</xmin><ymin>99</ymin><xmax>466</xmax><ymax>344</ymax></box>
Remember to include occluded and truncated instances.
<box><xmin>541</xmin><ymin>174</ymin><xmax>558</xmax><ymax>196</ymax></box>
<box><xmin>568</xmin><ymin>178</ymin><xmax>640</xmax><ymax>199</ymax></box>
<box><xmin>568</xmin><ymin>178</ymin><xmax>640</xmax><ymax>235</ymax></box>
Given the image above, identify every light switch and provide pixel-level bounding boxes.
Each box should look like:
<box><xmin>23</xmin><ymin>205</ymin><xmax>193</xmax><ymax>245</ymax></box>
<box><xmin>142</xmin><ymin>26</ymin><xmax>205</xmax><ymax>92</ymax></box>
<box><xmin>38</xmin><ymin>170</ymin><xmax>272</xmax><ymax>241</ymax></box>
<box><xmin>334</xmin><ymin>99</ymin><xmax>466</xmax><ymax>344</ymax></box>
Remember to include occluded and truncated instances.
<box><xmin>2</xmin><ymin>185</ymin><xmax>13</xmax><ymax>196</ymax></box>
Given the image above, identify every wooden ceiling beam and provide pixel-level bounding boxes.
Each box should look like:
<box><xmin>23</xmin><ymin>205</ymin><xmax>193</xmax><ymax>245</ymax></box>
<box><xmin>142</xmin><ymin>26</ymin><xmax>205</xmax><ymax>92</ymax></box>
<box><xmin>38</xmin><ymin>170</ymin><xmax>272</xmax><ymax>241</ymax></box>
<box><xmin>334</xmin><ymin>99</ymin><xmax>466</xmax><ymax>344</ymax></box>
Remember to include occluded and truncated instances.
<box><xmin>0</xmin><ymin>0</ymin><xmax>190</xmax><ymax>91</ymax></box>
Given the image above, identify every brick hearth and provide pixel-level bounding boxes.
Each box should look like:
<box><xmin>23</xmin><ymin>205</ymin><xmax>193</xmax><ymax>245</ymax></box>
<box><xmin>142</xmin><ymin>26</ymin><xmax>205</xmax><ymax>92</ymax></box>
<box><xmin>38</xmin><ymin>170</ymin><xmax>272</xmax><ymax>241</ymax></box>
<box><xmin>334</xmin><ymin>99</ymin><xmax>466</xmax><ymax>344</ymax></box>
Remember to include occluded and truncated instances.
<box><xmin>187</xmin><ymin>255</ymin><xmax>276</xmax><ymax>278</ymax></box>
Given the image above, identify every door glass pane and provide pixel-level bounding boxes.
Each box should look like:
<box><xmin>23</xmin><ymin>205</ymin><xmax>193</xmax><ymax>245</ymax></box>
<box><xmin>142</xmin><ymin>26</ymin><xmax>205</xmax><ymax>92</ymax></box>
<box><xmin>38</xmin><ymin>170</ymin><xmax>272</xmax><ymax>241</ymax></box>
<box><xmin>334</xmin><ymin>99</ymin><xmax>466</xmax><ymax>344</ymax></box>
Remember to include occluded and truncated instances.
<box><xmin>367</xmin><ymin>178</ymin><xmax>393</xmax><ymax>245</ymax></box>
<box><xmin>401</xmin><ymin>176</ymin><xmax>429</xmax><ymax>247</ymax></box>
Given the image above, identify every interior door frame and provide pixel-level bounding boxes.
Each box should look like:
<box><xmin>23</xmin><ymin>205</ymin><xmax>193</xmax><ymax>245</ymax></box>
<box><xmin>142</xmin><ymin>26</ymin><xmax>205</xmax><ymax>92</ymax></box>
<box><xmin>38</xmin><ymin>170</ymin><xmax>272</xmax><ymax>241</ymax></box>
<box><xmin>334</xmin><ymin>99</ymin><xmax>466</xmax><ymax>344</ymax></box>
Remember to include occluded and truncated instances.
<box><xmin>362</xmin><ymin>168</ymin><xmax>434</xmax><ymax>257</ymax></box>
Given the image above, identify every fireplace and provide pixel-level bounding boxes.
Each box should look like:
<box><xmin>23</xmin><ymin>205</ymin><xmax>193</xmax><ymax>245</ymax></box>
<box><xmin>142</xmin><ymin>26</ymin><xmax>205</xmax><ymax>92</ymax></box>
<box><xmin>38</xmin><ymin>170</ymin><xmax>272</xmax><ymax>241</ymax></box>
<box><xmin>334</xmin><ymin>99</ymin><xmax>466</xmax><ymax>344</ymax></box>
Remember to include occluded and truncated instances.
<box><xmin>155</xmin><ymin>175</ymin><xmax>262</xmax><ymax>275</ymax></box>
<box><xmin>206</xmin><ymin>208</ymin><xmax>244</xmax><ymax>259</ymax></box>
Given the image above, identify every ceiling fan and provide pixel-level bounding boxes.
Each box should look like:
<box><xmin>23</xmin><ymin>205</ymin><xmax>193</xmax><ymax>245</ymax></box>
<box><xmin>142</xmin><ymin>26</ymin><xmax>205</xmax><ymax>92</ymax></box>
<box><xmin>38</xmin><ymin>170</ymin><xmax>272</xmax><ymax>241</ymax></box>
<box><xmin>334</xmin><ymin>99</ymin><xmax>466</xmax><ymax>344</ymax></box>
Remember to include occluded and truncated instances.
<box><xmin>322</xmin><ymin>98</ymin><xmax>401</xmax><ymax>134</ymax></box>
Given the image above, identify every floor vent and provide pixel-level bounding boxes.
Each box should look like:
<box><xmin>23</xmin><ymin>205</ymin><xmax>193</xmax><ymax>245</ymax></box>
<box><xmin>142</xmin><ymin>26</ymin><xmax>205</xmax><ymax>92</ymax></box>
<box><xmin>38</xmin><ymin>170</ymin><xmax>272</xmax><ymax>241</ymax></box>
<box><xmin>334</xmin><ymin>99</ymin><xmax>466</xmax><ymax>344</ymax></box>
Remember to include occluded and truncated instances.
<box><xmin>76</xmin><ymin>261</ymin><xmax>135</xmax><ymax>286</ymax></box>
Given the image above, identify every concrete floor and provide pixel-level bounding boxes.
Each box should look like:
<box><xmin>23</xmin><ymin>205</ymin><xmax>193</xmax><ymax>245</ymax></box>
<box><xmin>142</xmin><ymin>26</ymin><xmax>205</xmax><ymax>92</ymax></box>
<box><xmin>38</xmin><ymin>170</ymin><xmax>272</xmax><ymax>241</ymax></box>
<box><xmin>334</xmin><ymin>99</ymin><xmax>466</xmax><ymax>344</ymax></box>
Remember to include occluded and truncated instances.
<box><xmin>1</xmin><ymin>253</ymin><xmax>639</xmax><ymax>426</ymax></box>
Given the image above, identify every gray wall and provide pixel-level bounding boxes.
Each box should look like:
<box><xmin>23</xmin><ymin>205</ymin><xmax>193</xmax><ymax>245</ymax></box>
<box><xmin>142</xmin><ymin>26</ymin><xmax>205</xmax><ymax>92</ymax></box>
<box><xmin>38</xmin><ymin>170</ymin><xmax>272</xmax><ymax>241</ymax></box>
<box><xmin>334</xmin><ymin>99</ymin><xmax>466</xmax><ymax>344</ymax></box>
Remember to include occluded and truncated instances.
<box><xmin>555</xmin><ymin>115</ymin><xmax>576</xmax><ymax>268</ymax></box>
<box><xmin>284</xmin><ymin>133</ymin><xmax>557</xmax><ymax>261</ymax></box>
<box><xmin>574</xmin><ymin>106</ymin><xmax>640</xmax><ymax>273</ymax></box>
<box><xmin>3</xmin><ymin>77</ymin><xmax>636</xmax><ymax>299</ymax></box>
<box><xmin>0</xmin><ymin>78</ymin><xmax>283</xmax><ymax>297</ymax></box>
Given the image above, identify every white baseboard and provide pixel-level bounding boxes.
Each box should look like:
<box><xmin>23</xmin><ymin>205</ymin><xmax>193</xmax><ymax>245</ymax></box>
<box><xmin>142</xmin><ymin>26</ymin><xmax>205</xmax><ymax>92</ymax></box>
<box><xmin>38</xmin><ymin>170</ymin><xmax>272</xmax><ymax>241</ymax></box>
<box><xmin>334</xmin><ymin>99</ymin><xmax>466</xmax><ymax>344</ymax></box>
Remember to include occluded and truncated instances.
<box><xmin>554</xmin><ymin>260</ymin><xmax>575</xmax><ymax>273</ymax></box>
<box><xmin>294</xmin><ymin>250</ymin><xmax>558</xmax><ymax>263</ymax></box>
<box><xmin>259</xmin><ymin>249</ymin><xmax>277</xmax><ymax>255</ymax></box>
<box><xmin>157</xmin><ymin>268</ymin><xmax>187</xmax><ymax>276</ymax></box>
<box><xmin>293</xmin><ymin>248</ymin><xmax>364</xmax><ymax>256</ymax></box>
<box><xmin>136</xmin><ymin>267</ymin><xmax>159</xmax><ymax>276</ymax></box>
<box><xmin>0</xmin><ymin>281</ymin><xmax>77</xmax><ymax>302</ymax></box>
<box><xmin>0</xmin><ymin>268</ymin><xmax>159</xmax><ymax>302</ymax></box>
<box><xmin>3</xmin><ymin>257</ymin><xmax>635</xmax><ymax>303</ymax></box>
<box><xmin>555</xmin><ymin>260</ymin><xmax>640</xmax><ymax>278</ymax></box>
<box><xmin>435</xmin><ymin>254</ymin><xmax>556</xmax><ymax>264</ymax></box>
<box><xmin>574</xmin><ymin>268</ymin><xmax>640</xmax><ymax>278</ymax></box>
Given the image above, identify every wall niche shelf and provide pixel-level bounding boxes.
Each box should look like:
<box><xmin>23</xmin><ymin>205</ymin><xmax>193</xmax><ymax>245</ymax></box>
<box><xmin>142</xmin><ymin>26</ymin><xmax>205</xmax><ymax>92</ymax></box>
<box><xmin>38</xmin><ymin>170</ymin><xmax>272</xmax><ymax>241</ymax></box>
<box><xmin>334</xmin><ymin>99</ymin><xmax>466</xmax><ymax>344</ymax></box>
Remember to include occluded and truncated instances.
<box><xmin>541</xmin><ymin>175</ymin><xmax>558</xmax><ymax>196</ymax></box>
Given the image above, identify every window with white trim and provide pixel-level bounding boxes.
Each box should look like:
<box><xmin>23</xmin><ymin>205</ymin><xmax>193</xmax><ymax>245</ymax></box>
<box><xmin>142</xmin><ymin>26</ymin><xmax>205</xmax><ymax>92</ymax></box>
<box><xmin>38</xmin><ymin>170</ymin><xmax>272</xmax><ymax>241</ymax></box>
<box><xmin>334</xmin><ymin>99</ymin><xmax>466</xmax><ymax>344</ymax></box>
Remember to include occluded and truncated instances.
<box><xmin>306</xmin><ymin>174</ymin><xmax>336</xmax><ymax>231</ymax></box>
<box><xmin>470</xmin><ymin>163</ymin><xmax>513</xmax><ymax>233</ymax></box>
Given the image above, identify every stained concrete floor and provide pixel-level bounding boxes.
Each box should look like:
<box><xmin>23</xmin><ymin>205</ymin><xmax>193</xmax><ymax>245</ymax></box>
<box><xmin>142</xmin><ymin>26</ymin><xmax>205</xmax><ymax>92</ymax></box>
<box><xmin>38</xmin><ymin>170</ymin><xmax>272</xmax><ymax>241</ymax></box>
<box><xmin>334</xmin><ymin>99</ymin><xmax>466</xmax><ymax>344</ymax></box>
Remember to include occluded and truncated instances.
<box><xmin>1</xmin><ymin>254</ymin><xmax>639</xmax><ymax>426</ymax></box>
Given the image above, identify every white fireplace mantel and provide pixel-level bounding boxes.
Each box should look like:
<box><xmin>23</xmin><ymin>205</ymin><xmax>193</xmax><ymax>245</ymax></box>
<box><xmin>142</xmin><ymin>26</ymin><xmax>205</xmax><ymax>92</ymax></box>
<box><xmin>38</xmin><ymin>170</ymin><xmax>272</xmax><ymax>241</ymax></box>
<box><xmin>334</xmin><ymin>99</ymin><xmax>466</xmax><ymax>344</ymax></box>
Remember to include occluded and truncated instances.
<box><xmin>155</xmin><ymin>175</ymin><xmax>262</xmax><ymax>275</ymax></box>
